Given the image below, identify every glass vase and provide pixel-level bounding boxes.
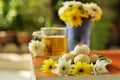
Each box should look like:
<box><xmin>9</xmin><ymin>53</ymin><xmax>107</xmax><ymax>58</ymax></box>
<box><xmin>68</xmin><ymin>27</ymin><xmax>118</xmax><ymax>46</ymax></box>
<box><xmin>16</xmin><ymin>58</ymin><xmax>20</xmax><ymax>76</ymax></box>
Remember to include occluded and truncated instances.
<box><xmin>66</xmin><ymin>18</ymin><xmax>92</xmax><ymax>51</ymax></box>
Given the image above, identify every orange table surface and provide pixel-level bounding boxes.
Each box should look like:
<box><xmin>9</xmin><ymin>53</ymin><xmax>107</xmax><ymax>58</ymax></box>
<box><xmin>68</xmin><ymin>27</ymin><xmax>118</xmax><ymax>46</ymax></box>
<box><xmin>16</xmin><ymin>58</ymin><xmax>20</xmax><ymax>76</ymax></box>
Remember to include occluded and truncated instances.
<box><xmin>33</xmin><ymin>50</ymin><xmax>120</xmax><ymax>76</ymax></box>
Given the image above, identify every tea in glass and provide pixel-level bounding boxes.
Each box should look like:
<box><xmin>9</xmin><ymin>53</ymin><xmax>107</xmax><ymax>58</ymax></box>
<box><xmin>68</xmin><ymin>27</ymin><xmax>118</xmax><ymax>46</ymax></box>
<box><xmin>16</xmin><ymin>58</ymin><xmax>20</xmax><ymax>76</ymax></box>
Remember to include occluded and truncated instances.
<box><xmin>33</xmin><ymin>27</ymin><xmax>67</xmax><ymax>56</ymax></box>
<box><xmin>42</xmin><ymin>35</ymin><xmax>67</xmax><ymax>56</ymax></box>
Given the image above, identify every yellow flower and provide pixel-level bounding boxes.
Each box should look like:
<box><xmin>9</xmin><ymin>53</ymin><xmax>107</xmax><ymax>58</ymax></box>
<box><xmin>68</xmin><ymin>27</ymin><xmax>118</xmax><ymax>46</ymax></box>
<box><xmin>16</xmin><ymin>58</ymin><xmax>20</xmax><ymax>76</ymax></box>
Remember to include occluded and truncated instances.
<box><xmin>76</xmin><ymin>4</ymin><xmax>88</xmax><ymax>18</ymax></box>
<box><xmin>59</xmin><ymin>12</ymin><xmax>68</xmax><ymax>22</ymax></box>
<box><xmin>95</xmin><ymin>13</ymin><xmax>102</xmax><ymax>20</ymax></box>
<box><xmin>68</xmin><ymin>11</ymin><xmax>82</xmax><ymax>27</ymax></box>
<box><xmin>72</xmin><ymin>62</ymin><xmax>93</xmax><ymax>76</ymax></box>
<box><xmin>41</xmin><ymin>59</ymin><xmax>56</xmax><ymax>72</ymax></box>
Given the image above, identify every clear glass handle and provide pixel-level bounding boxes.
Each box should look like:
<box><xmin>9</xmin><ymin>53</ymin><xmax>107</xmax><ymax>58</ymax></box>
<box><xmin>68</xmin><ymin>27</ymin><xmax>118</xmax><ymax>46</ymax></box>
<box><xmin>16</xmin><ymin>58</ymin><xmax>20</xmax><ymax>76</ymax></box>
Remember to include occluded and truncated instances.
<box><xmin>32</xmin><ymin>31</ymin><xmax>42</xmax><ymax>41</ymax></box>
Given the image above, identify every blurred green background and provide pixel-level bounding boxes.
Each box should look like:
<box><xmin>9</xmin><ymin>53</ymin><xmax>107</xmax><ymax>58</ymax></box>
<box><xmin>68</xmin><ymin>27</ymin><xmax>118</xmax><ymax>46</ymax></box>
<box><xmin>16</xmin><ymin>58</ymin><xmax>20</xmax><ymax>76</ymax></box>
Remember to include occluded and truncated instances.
<box><xmin>0</xmin><ymin>0</ymin><xmax>120</xmax><ymax>53</ymax></box>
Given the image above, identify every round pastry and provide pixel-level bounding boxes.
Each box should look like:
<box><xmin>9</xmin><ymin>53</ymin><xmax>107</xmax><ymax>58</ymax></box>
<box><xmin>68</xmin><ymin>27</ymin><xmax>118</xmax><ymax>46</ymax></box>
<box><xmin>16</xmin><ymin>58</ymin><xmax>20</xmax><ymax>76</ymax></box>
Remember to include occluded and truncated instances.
<box><xmin>89</xmin><ymin>54</ymin><xmax>99</xmax><ymax>63</ymax></box>
<box><xmin>69</xmin><ymin>50</ymin><xmax>76</xmax><ymax>55</ymax></box>
<box><xmin>73</xmin><ymin>44</ymin><xmax>90</xmax><ymax>55</ymax></box>
<box><xmin>62</xmin><ymin>53</ymin><xmax>75</xmax><ymax>61</ymax></box>
<box><xmin>74</xmin><ymin>54</ymin><xmax>90</xmax><ymax>63</ymax></box>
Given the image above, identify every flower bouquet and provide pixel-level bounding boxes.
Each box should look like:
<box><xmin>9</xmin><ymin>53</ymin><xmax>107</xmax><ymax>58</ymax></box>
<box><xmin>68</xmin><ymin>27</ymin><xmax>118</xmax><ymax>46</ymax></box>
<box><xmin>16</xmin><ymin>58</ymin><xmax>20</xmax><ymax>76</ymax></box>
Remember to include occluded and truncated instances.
<box><xmin>58</xmin><ymin>0</ymin><xmax>103</xmax><ymax>51</ymax></box>
<box><xmin>58</xmin><ymin>1</ymin><xmax>102</xmax><ymax>27</ymax></box>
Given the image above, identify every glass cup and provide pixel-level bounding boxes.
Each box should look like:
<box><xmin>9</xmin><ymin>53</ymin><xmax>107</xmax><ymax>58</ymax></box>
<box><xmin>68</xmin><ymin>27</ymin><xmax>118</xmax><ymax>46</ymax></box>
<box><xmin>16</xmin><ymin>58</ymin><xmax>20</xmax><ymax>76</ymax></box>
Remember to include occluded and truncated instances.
<box><xmin>32</xmin><ymin>27</ymin><xmax>67</xmax><ymax>57</ymax></box>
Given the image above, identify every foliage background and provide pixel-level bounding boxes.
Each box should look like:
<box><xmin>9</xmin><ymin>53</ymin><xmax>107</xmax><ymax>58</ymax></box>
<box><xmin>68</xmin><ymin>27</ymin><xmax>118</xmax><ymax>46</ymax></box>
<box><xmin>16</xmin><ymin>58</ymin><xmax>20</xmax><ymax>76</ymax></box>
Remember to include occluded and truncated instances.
<box><xmin>0</xmin><ymin>0</ymin><xmax>120</xmax><ymax>50</ymax></box>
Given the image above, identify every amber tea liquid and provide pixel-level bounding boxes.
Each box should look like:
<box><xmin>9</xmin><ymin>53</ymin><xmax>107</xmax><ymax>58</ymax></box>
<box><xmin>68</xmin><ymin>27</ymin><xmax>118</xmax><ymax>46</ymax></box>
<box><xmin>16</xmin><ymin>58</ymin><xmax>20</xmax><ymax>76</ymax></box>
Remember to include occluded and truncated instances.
<box><xmin>42</xmin><ymin>36</ymin><xmax>67</xmax><ymax>56</ymax></box>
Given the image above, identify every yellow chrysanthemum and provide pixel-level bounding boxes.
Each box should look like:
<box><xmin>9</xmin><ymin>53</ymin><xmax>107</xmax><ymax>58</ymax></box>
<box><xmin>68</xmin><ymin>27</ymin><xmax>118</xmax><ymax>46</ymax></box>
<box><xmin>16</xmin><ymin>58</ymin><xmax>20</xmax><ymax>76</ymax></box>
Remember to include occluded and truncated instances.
<box><xmin>41</xmin><ymin>59</ymin><xmax>56</xmax><ymax>72</ymax></box>
<box><xmin>80</xmin><ymin>10</ymin><xmax>89</xmax><ymax>18</ymax></box>
<box><xmin>94</xmin><ymin>12</ymin><xmax>102</xmax><ymax>21</ymax></box>
<box><xmin>72</xmin><ymin>62</ymin><xmax>93</xmax><ymax>76</ymax></box>
<box><xmin>68</xmin><ymin>11</ymin><xmax>82</xmax><ymax>27</ymax></box>
<box><xmin>59</xmin><ymin>5</ymin><xmax>74</xmax><ymax>22</ymax></box>
<box><xmin>76</xmin><ymin>5</ymin><xmax>88</xmax><ymax>18</ymax></box>
<box><xmin>59</xmin><ymin>12</ymin><xmax>68</xmax><ymax>22</ymax></box>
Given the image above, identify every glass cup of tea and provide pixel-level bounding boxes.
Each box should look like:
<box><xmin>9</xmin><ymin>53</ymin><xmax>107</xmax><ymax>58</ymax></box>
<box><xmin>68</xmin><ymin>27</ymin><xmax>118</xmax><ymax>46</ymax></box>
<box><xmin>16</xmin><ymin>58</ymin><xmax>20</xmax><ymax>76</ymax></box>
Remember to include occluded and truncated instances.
<box><xmin>32</xmin><ymin>27</ymin><xmax>68</xmax><ymax>57</ymax></box>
